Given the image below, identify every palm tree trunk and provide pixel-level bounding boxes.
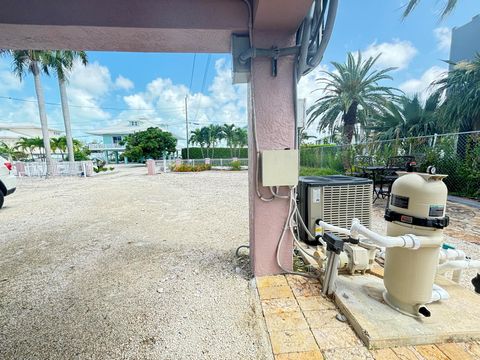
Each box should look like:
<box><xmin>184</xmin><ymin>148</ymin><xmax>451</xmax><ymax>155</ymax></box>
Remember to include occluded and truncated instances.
<box><xmin>343</xmin><ymin>102</ymin><xmax>358</xmax><ymax>145</ymax></box>
<box><xmin>58</xmin><ymin>77</ymin><xmax>75</xmax><ymax>164</ymax></box>
<box><xmin>32</xmin><ymin>61</ymin><xmax>53</xmax><ymax>176</ymax></box>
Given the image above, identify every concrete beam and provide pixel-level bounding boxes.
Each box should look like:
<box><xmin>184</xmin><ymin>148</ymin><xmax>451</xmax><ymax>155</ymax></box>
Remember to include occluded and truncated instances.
<box><xmin>0</xmin><ymin>0</ymin><xmax>248</xmax><ymax>52</ymax></box>
<box><xmin>253</xmin><ymin>0</ymin><xmax>313</xmax><ymax>32</ymax></box>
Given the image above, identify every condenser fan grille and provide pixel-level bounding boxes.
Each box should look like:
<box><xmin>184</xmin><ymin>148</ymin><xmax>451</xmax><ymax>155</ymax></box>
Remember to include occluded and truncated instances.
<box><xmin>322</xmin><ymin>184</ymin><xmax>372</xmax><ymax>239</ymax></box>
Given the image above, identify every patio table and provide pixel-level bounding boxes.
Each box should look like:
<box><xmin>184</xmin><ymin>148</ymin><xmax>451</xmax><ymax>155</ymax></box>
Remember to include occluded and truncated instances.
<box><xmin>362</xmin><ymin>166</ymin><xmax>387</xmax><ymax>203</ymax></box>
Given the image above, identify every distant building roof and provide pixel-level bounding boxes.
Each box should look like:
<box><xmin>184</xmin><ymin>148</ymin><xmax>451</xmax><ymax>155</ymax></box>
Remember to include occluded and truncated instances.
<box><xmin>0</xmin><ymin>122</ymin><xmax>62</xmax><ymax>132</ymax></box>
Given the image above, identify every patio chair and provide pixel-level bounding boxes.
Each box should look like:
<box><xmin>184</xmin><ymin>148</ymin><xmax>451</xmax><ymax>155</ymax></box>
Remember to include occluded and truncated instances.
<box><xmin>349</xmin><ymin>155</ymin><xmax>373</xmax><ymax>177</ymax></box>
<box><xmin>379</xmin><ymin>156</ymin><xmax>416</xmax><ymax>198</ymax></box>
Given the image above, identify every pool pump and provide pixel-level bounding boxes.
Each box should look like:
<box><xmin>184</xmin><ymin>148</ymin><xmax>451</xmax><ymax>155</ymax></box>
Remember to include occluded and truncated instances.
<box><xmin>312</xmin><ymin>171</ymin><xmax>480</xmax><ymax>318</ymax></box>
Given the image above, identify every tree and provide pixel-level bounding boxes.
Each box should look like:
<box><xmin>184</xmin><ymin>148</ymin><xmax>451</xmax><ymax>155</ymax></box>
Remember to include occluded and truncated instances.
<box><xmin>402</xmin><ymin>0</ymin><xmax>458</xmax><ymax>19</ymax></box>
<box><xmin>15</xmin><ymin>137</ymin><xmax>36</xmax><ymax>160</ymax></box>
<box><xmin>9</xmin><ymin>50</ymin><xmax>54</xmax><ymax>175</ymax></box>
<box><xmin>47</xmin><ymin>50</ymin><xmax>88</xmax><ymax>165</ymax></box>
<box><xmin>189</xmin><ymin>128</ymin><xmax>206</xmax><ymax>158</ymax></box>
<box><xmin>207</xmin><ymin>124</ymin><xmax>224</xmax><ymax>158</ymax></box>
<box><xmin>307</xmin><ymin>53</ymin><xmax>400</xmax><ymax>144</ymax></box>
<box><xmin>233</xmin><ymin>127</ymin><xmax>248</xmax><ymax>156</ymax></box>
<box><xmin>122</xmin><ymin>127</ymin><xmax>177</xmax><ymax>162</ymax></box>
<box><xmin>50</xmin><ymin>136</ymin><xmax>68</xmax><ymax>160</ymax></box>
<box><xmin>222</xmin><ymin>124</ymin><xmax>236</xmax><ymax>157</ymax></box>
<box><xmin>369</xmin><ymin>93</ymin><xmax>446</xmax><ymax>140</ymax></box>
<box><xmin>434</xmin><ymin>56</ymin><xmax>480</xmax><ymax>132</ymax></box>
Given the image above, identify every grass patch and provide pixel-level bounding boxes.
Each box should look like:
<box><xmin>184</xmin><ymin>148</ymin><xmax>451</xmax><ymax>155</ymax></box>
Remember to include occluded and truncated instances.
<box><xmin>299</xmin><ymin>167</ymin><xmax>341</xmax><ymax>176</ymax></box>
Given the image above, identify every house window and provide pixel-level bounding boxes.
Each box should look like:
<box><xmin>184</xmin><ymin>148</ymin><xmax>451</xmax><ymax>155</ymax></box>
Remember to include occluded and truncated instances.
<box><xmin>130</xmin><ymin>121</ymin><xmax>139</xmax><ymax>126</ymax></box>
<box><xmin>112</xmin><ymin>136</ymin><xmax>123</xmax><ymax>144</ymax></box>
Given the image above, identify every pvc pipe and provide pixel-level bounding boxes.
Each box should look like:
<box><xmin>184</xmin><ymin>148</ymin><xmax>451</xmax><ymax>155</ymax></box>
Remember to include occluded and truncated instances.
<box><xmin>438</xmin><ymin>248</ymin><xmax>466</xmax><ymax>261</ymax></box>
<box><xmin>316</xmin><ymin>220</ymin><xmax>351</xmax><ymax>237</ymax></box>
<box><xmin>439</xmin><ymin>249</ymin><xmax>466</xmax><ymax>283</ymax></box>
<box><xmin>428</xmin><ymin>284</ymin><xmax>450</xmax><ymax>303</ymax></box>
<box><xmin>437</xmin><ymin>259</ymin><xmax>480</xmax><ymax>274</ymax></box>
<box><xmin>350</xmin><ymin>219</ymin><xmax>421</xmax><ymax>249</ymax></box>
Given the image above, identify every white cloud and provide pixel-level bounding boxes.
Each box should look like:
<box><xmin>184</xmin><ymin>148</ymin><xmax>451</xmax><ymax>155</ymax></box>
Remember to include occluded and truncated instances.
<box><xmin>434</xmin><ymin>27</ymin><xmax>451</xmax><ymax>52</ymax></box>
<box><xmin>65</xmin><ymin>60</ymin><xmax>112</xmax><ymax>129</ymax></box>
<box><xmin>111</xmin><ymin>58</ymin><xmax>247</xmax><ymax>146</ymax></box>
<box><xmin>361</xmin><ymin>39</ymin><xmax>418</xmax><ymax>70</ymax></box>
<box><xmin>0</xmin><ymin>58</ymin><xmax>23</xmax><ymax>95</ymax></box>
<box><xmin>399</xmin><ymin>65</ymin><xmax>447</xmax><ymax>101</ymax></box>
<box><xmin>115</xmin><ymin>75</ymin><xmax>134</xmax><ymax>91</ymax></box>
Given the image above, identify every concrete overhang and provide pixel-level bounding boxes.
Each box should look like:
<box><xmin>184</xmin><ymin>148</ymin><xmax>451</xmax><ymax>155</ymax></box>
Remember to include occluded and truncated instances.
<box><xmin>0</xmin><ymin>0</ymin><xmax>310</xmax><ymax>52</ymax></box>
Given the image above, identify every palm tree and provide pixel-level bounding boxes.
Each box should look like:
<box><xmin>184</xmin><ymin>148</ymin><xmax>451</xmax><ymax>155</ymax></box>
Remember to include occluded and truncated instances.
<box><xmin>434</xmin><ymin>56</ymin><xmax>480</xmax><ymax>132</ymax></box>
<box><xmin>370</xmin><ymin>93</ymin><xmax>446</xmax><ymax>140</ymax></box>
<box><xmin>50</xmin><ymin>136</ymin><xmax>68</xmax><ymax>160</ymax></box>
<box><xmin>307</xmin><ymin>52</ymin><xmax>400</xmax><ymax>144</ymax></box>
<box><xmin>30</xmin><ymin>137</ymin><xmax>45</xmax><ymax>159</ymax></box>
<box><xmin>208</xmin><ymin>124</ymin><xmax>224</xmax><ymax>159</ymax></box>
<box><xmin>222</xmin><ymin>124</ymin><xmax>236</xmax><ymax>157</ymax></box>
<box><xmin>402</xmin><ymin>0</ymin><xmax>458</xmax><ymax>19</ymax></box>
<box><xmin>189</xmin><ymin>128</ymin><xmax>206</xmax><ymax>158</ymax></box>
<box><xmin>47</xmin><ymin>50</ymin><xmax>88</xmax><ymax>165</ymax></box>
<box><xmin>233</xmin><ymin>127</ymin><xmax>248</xmax><ymax>156</ymax></box>
<box><xmin>0</xmin><ymin>142</ymin><xmax>17</xmax><ymax>161</ymax></box>
<box><xmin>9</xmin><ymin>50</ymin><xmax>54</xmax><ymax>175</ymax></box>
<box><xmin>15</xmin><ymin>137</ymin><xmax>36</xmax><ymax>160</ymax></box>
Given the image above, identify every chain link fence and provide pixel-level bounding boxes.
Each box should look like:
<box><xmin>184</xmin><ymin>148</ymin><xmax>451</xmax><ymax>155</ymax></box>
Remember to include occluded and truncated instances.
<box><xmin>300</xmin><ymin>131</ymin><xmax>480</xmax><ymax>199</ymax></box>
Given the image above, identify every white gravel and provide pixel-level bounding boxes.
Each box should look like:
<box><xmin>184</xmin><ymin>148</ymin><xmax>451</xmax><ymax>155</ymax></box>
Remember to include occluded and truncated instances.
<box><xmin>0</xmin><ymin>167</ymin><xmax>270</xmax><ymax>360</ymax></box>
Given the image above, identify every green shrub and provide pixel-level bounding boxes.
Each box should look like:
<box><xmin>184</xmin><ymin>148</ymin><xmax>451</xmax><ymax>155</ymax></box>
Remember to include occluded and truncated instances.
<box><xmin>109</xmin><ymin>167</ymin><xmax>115</xmax><ymax>171</ymax></box>
<box><xmin>299</xmin><ymin>167</ymin><xmax>341</xmax><ymax>176</ymax></box>
<box><xmin>171</xmin><ymin>163</ymin><xmax>212</xmax><ymax>172</ymax></box>
<box><xmin>181</xmin><ymin>147</ymin><xmax>248</xmax><ymax>159</ymax></box>
<box><xmin>230</xmin><ymin>160</ymin><xmax>241</xmax><ymax>171</ymax></box>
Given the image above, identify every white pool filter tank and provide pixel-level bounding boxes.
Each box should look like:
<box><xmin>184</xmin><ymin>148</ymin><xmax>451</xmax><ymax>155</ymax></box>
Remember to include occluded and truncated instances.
<box><xmin>383</xmin><ymin>171</ymin><xmax>449</xmax><ymax>317</ymax></box>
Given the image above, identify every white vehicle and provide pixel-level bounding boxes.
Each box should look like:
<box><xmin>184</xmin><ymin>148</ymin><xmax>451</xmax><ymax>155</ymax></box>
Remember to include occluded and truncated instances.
<box><xmin>0</xmin><ymin>156</ymin><xmax>16</xmax><ymax>209</ymax></box>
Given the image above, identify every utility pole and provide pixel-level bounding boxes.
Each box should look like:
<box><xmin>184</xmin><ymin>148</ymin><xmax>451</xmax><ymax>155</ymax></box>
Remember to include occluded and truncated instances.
<box><xmin>185</xmin><ymin>96</ymin><xmax>189</xmax><ymax>161</ymax></box>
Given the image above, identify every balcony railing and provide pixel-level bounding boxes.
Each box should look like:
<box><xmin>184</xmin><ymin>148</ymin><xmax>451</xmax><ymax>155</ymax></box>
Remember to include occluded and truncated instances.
<box><xmin>88</xmin><ymin>143</ymin><xmax>125</xmax><ymax>150</ymax></box>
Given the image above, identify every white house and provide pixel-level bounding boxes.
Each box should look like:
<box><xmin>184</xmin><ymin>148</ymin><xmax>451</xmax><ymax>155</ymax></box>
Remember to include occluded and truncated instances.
<box><xmin>0</xmin><ymin>123</ymin><xmax>63</xmax><ymax>147</ymax></box>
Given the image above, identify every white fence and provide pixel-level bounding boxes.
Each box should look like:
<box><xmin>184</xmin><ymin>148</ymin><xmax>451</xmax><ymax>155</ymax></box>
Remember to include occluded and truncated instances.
<box><xmin>13</xmin><ymin>161</ymin><xmax>94</xmax><ymax>177</ymax></box>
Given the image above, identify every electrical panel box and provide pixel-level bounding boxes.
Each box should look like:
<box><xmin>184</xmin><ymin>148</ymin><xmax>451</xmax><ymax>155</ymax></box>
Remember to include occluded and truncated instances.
<box><xmin>231</xmin><ymin>34</ymin><xmax>251</xmax><ymax>84</ymax></box>
<box><xmin>261</xmin><ymin>149</ymin><xmax>299</xmax><ymax>187</ymax></box>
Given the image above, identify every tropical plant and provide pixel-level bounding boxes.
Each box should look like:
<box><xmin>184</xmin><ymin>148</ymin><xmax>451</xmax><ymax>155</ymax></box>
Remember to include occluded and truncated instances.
<box><xmin>369</xmin><ymin>93</ymin><xmax>447</xmax><ymax>140</ymax></box>
<box><xmin>207</xmin><ymin>124</ymin><xmax>224</xmax><ymax>158</ymax></box>
<box><xmin>47</xmin><ymin>50</ymin><xmax>88</xmax><ymax>164</ymax></box>
<box><xmin>189</xmin><ymin>128</ymin><xmax>206</xmax><ymax>157</ymax></box>
<box><xmin>434</xmin><ymin>56</ymin><xmax>480</xmax><ymax>132</ymax></box>
<box><xmin>307</xmin><ymin>53</ymin><xmax>400</xmax><ymax>145</ymax></box>
<box><xmin>15</xmin><ymin>137</ymin><xmax>36</xmax><ymax>160</ymax></box>
<box><xmin>233</xmin><ymin>127</ymin><xmax>248</xmax><ymax>156</ymax></box>
<box><xmin>222</xmin><ymin>124</ymin><xmax>237</xmax><ymax>157</ymax></box>
<box><xmin>122</xmin><ymin>127</ymin><xmax>177</xmax><ymax>162</ymax></box>
<box><xmin>8</xmin><ymin>50</ymin><xmax>54</xmax><ymax>175</ymax></box>
<box><xmin>402</xmin><ymin>0</ymin><xmax>458</xmax><ymax>19</ymax></box>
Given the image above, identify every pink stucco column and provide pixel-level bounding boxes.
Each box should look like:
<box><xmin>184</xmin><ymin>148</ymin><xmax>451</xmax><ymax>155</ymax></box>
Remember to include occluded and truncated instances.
<box><xmin>249</xmin><ymin>31</ymin><xmax>296</xmax><ymax>276</ymax></box>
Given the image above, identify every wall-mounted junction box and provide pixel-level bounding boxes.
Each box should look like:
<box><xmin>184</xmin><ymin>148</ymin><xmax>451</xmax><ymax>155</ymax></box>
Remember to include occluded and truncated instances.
<box><xmin>231</xmin><ymin>34</ymin><xmax>251</xmax><ymax>84</ymax></box>
<box><xmin>261</xmin><ymin>149</ymin><xmax>299</xmax><ymax>187</ymax></box>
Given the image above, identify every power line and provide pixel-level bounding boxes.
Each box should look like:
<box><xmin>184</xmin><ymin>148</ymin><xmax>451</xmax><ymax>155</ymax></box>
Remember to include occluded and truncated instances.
<box><xmin>193</xmin><ymin>54</ymin><xmax>212</xmax><ymax>123</ymax></box>
<box><xmin>0</xmin><ymin>95</ymin><xmax>184</xmax><ymax>112</ymax></box>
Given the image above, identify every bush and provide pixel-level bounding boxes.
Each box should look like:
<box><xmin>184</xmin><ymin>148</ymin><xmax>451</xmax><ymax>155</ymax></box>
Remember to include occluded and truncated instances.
<box><xmin>171</xmin><ymin>163</ymin><xmax>212</xmax><ymax>172</ymax></box>
<box><xmin>181</xmin><ymin>147</ymin><xmax>248</xmax><ymax>159</ymax></box>
<box><xmin>230</xmin><ymin>160</ymin><xmax>241</xmax><ymax>171</ymax></box>
<box><xmin>299</xmin><ymin>167</ymin><xmax>341</xmax><ymax>176</ymax></box>
<box><xmin>109</xmin><ymin>167</ymin><xmax>115</xmax><ymax>171</ymax></box>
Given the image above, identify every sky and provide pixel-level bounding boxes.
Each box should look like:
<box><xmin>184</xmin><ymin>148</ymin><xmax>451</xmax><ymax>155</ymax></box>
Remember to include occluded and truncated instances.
<box><xmin>0</xmin><ymin>0</ymin><xmax>479</xmax><ymax>146</ymax></box>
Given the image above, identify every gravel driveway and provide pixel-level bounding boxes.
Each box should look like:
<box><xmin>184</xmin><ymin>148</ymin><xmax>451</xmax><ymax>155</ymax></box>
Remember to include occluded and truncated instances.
<box><xmin>0</xmin><ymin>167</ymin><xmax>270</xmax><ymax>360</ymax></box>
